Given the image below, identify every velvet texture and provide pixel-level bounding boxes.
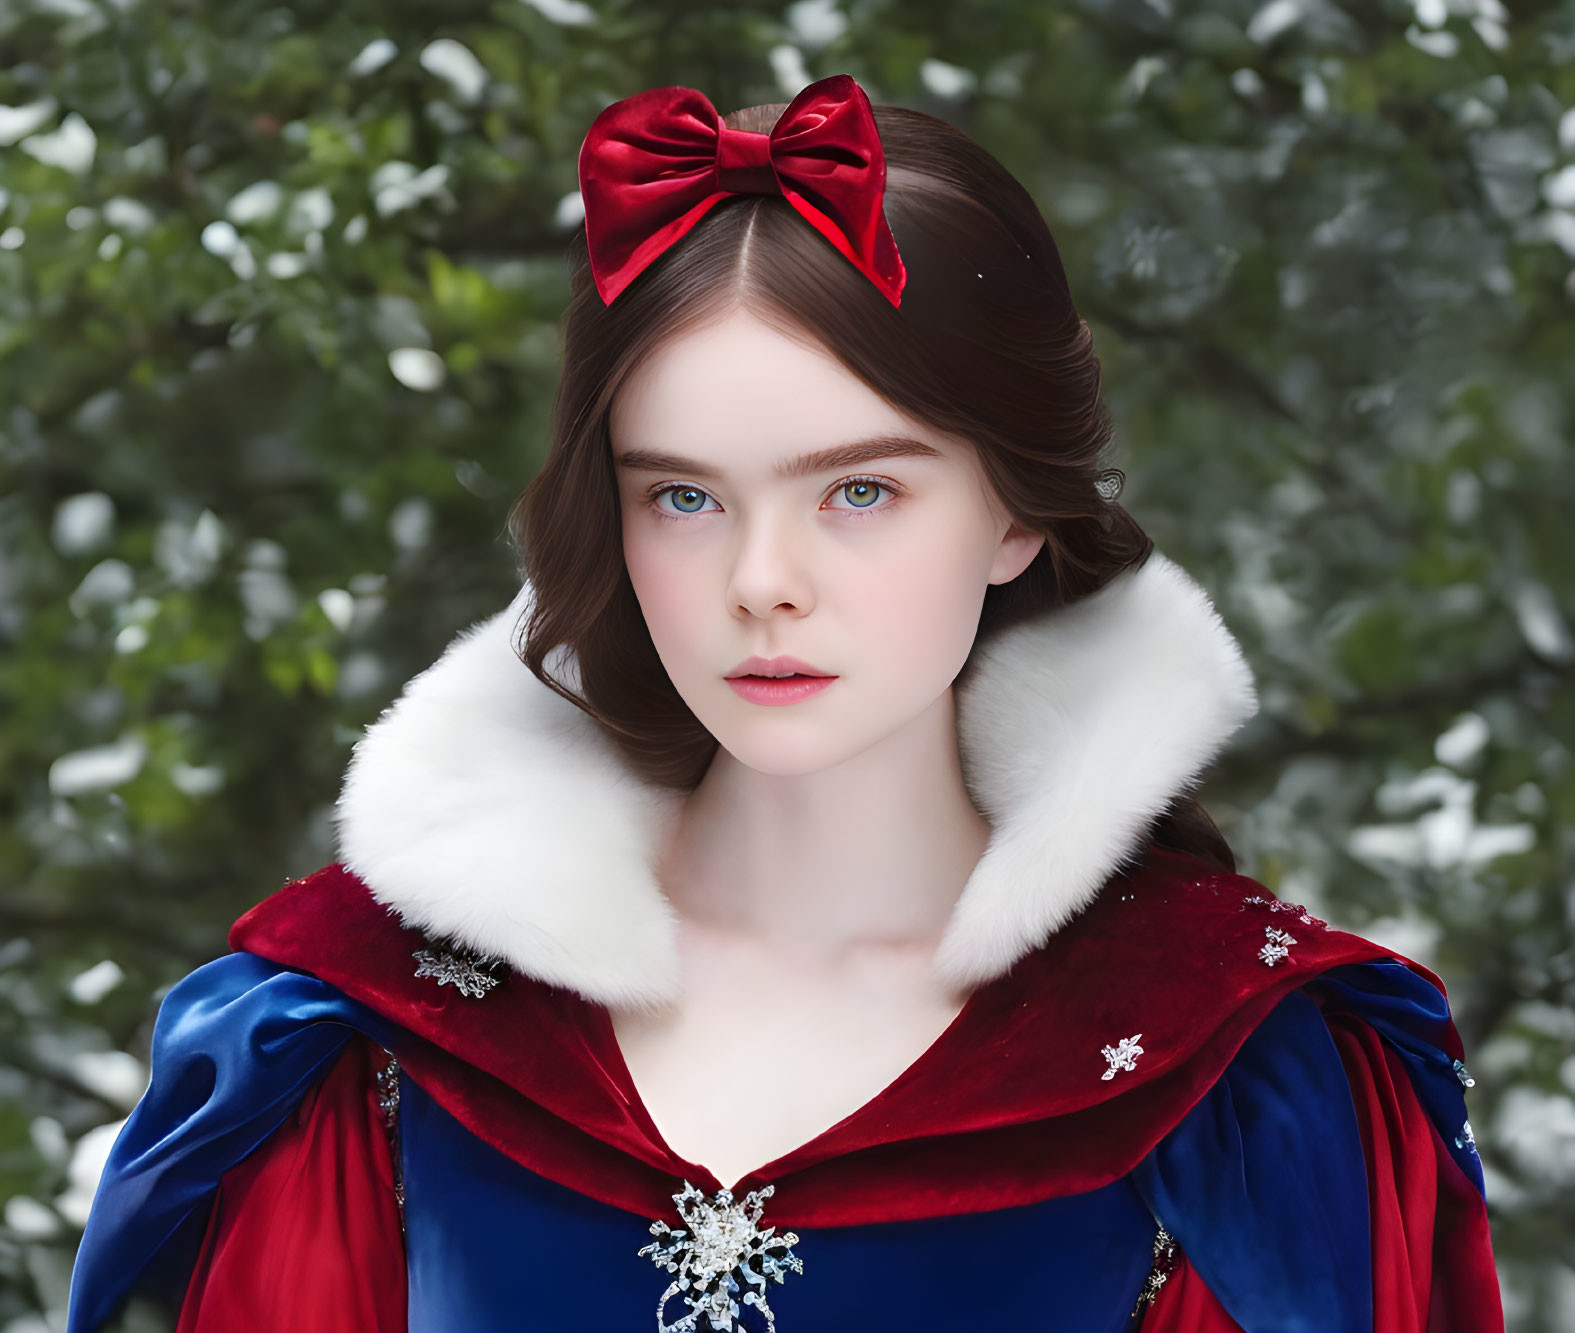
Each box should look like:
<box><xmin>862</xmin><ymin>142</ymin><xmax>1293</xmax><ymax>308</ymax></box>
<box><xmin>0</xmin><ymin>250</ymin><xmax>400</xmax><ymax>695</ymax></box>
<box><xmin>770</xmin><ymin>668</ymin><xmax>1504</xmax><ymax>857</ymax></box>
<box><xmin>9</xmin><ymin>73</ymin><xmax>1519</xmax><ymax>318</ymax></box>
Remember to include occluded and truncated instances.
<box><xmin>217</xmin><ymin>845</ymin><xmax>1456</xmax><ymax>1222</ymax></box>
<box><xmin>395</xmin><ymin>1069</ymin><xmax>1157</xmax><ymax>1331</ymax></box>
<box><xmin>389</xmin><ymin>979</ymin><xmax>1380</xmax><ymax>1330</ymax></box>
<box><xmin>1131</xmin><ymin>988</ymin><xmax>1374</xmax><ymax>1330</ymax></box>
<box><xmin>64</xmin><ymin>955</ymin><xmax>402</xmax><ymax>1333</ymax></box>
<box><xmin>1324</xmin><ymin>1010</ymin><xmax>1502</xmax><ymax>1331</ymax></box>
<box><xmin>173</xmin><ymin>1036</ymin><xmax>406</xmax><ymax>1332</ymax></box>
<box><xmin>1139</xmin><ymin>986</ymin><xmax>1504</xmax><ymax>1332</ymax></box>
<box><xmin>577</xmin><ymin>73</ymin><xmax>907</xmax><ymax>306</ymax></box>
<box><xmin>68</xmin><ymin>947</ymin><xmax>1498</xmax><ymax>1331</ymax></box>
<box><xmin>64</xmin><ymin>843</ymin><xmax>1502</xmax><ymax>1330</ymax></box>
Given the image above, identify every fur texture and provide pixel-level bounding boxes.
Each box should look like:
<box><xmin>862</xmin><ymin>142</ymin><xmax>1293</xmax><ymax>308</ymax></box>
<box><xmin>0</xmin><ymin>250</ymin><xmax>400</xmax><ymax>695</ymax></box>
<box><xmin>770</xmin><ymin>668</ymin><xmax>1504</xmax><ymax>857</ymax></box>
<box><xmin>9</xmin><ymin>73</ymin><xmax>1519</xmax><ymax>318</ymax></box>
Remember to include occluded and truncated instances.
<box><xmin>333</xmin><ymin>551</ymin><xmax>1258</xmax><ymax>1011</ymax></box>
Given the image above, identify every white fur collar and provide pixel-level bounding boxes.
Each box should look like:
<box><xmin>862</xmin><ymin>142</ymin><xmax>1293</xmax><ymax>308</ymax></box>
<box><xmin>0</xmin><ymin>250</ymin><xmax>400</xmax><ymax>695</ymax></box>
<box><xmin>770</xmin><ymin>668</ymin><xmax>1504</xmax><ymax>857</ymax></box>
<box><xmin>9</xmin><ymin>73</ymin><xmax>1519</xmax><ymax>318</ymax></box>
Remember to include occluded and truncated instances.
<box><xmin>332</xmin><ymin>552</ymin><xmax>1257</xmax><ymax>1012</ymax></box>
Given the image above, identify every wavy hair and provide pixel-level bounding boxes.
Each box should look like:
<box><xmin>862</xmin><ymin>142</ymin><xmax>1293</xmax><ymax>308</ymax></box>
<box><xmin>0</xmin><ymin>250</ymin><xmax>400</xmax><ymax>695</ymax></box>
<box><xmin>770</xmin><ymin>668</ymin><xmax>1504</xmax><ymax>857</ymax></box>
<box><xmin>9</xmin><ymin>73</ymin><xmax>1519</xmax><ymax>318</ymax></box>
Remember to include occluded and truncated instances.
<box><xmin>506</xmin><ymin>98</ymin><xmax>1234</xmax><ymax>871</ymax></box>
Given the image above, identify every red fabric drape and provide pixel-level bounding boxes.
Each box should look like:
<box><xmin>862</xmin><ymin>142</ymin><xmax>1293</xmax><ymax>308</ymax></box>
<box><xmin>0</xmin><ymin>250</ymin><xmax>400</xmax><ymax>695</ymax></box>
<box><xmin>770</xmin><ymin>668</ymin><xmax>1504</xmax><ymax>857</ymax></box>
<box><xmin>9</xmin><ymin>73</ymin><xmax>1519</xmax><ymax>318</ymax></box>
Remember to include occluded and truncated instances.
<box><xmin>1327</xmin><ymin>1013</ymin><xmax>1504</xmax><ymax>1333</ymax></box>
<box><xmin>174</xmin><ymin>1036</ymin><xmax>406</xmax><ymax>1332</ymax></box>
<box><xmin>170</xmin><ymin>1015</ymin><xmax>1501</xmax><ymax>1332</ymax></box>
<box><xmin>1137</xmin><ymin>1249</ymin><xmax>1243</xmax><ymax>1330</ymax></box>
<box><xmin>1139</xmin><ymin>1015</ymin><xmax>1503</xmax><ymax>1331</ymax></box>
<box><xmin>227</xmin><ymin>855</ymin><xmax>1457</xmax><ymax>1223</ymax></box>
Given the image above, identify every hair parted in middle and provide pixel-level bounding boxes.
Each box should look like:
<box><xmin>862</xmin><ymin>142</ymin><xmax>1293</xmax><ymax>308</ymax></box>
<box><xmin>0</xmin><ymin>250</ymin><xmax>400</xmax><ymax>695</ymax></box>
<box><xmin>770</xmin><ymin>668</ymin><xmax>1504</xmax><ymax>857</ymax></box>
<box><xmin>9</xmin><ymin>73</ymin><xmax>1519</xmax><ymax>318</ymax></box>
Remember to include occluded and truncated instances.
<box><xmin>508</xmin><ymin>95</ymin><xmax>1233</xmax><ymax>871</ymax></box>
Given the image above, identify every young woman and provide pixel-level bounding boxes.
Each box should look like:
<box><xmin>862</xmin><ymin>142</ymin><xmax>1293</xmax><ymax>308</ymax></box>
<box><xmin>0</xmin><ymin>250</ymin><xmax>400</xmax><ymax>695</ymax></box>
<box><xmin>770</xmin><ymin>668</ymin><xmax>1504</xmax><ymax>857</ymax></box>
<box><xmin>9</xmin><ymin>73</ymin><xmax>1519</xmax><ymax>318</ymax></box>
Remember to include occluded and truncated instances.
<box><xmin>67</xmin><ymin>74</ymin><xmax>1502</xmax><ymax>1332</ymax></box>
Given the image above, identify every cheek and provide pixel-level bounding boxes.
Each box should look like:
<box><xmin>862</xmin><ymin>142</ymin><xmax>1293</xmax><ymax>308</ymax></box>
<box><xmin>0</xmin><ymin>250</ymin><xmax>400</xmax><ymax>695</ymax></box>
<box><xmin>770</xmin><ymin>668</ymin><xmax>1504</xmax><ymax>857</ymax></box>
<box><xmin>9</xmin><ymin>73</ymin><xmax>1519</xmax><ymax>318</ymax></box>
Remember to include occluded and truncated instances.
<box><xmin>622</xmin><ymin>529</ymin><xmax>708</xmax><ymax>664</ymax></box>
<box><xmin>844</xmin><ymin>524</ymin><xmax>992</xmax><ymax>679</ymax></box>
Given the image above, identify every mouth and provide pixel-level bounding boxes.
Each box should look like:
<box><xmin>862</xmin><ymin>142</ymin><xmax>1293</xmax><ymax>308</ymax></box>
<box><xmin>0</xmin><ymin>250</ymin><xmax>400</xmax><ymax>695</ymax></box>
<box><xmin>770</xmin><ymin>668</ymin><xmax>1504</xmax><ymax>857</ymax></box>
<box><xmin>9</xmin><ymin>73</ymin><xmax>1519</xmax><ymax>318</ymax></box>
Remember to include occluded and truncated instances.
<box><xmin>725</xmin><ymin>674</ymin><xmax>839</xmax><ymax>705</ymax></box>
<box><xmin>725</xmin><ymin>655</ymin><xmax>834</xmax><ymax>679</ymax></box>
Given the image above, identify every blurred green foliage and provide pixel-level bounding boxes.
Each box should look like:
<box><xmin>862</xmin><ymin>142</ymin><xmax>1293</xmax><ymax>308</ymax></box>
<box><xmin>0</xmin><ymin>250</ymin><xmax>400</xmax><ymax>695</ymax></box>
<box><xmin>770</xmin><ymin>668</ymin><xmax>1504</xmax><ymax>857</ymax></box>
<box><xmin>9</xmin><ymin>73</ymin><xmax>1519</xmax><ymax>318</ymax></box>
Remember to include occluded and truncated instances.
<box><xmin>1</xmin><ymin>0</ymin><xmax>1572</xmax><ymax>1327</ymax></box>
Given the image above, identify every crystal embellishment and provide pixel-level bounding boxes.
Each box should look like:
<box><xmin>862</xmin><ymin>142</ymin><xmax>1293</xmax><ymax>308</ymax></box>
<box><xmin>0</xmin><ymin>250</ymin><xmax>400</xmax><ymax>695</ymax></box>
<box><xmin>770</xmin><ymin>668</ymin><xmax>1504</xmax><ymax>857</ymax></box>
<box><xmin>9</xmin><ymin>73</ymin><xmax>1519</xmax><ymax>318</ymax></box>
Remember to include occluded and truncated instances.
<box><xmin>1259</xmin><ymin>926</ymin><xmax>1297</xmax><ymax>967</ymax></box>
<box><xmin>1130</xmin><ymin>1223</ymin><xmax>1180</xmax><ymax>1316</ymax></box>
<box><xmin>1453</xmin><ymin>1058</ymin><xmax>1476</xmax><ymax>1088</ymax></box>
<box><xmin>1241</xmin><ymin>894</ymin><xmax>1326</xmax><ymax>929</ymax></box>
<box><xmin>639</xmin><ymin>1181</ymin><xmax>802</xmax><ymax>1332</ymax></box>
<box><xmin>411</xmin><ymin>939</ymin><xmax>507</xmax><ymax>998</ymax></box>
<box><xmin>1101</xmin><ymin>1033</ymin><xmax>1145</xmax><ymax>1081</ymax></box>
<box><xmin>374</xmin><ymin>1051</ymin><xmax>406</xmax><ymax>1229</ymax></box>
<box><xmin>1455</xmin><ymin>1119</ymin><xmax>1478</xmax><ymax>1156</ymax></box>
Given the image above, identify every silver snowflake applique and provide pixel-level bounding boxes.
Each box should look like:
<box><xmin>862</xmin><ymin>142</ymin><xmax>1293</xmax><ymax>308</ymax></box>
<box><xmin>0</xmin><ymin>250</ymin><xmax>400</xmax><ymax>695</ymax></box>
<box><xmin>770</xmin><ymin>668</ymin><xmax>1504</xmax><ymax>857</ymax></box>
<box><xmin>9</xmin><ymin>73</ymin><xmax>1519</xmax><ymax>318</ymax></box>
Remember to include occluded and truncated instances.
<box><xmin>1101</xmin><ymin>1032</ymin><xmax>1145</xmax><ymax>1081</ymax></box>
<box><xmin>639</xmin><ymin>1180</ymin><xmax>803</xmax><ymax>1332</ymax></box>
<box><xmin>1259</xmin><ymin>926</ymin><xmax>1297</xmax><ymax>966</ymax></box>
<box><xmin>1241</xmin><ymin>893</ymin><xmax>1326</xmax><ymax>929</ymax></box>
<box><xmin>1455</xmin><ymin>1119</ymin><xmax>1478</xmax><ymax>1156</ymax></box>
<box><xmin>411</xmin><ymin>938</ymin><xmax>508</xmax><ymax>998</ymax></box>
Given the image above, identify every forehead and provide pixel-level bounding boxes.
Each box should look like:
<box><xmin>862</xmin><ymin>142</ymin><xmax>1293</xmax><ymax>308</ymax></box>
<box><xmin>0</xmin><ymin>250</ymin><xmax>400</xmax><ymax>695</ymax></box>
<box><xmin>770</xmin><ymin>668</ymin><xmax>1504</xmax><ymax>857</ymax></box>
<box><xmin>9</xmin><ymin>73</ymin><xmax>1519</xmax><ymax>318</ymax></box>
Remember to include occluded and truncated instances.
<box><xmin>609</xmin><ymin>308</ymin><xmax>954</xmax><ymax>469</ymax></box>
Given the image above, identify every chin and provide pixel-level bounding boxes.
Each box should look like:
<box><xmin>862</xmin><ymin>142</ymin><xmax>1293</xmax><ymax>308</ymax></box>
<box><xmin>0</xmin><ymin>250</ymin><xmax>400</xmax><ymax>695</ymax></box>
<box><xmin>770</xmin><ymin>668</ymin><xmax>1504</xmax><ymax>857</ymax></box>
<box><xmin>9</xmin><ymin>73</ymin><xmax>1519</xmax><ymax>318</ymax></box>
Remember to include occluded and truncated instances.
<box><xmin>716</xmin><ymin>717</ymin><xmax>896</xmax><ymax>780</ymax></box>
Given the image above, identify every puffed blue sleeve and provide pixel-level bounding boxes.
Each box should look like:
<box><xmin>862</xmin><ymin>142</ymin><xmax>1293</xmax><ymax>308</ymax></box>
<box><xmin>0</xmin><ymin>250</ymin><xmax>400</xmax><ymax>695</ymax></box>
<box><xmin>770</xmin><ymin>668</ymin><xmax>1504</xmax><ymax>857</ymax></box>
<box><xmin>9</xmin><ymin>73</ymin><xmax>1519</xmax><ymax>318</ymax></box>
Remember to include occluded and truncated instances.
<box><xmin>65</xmin><ymin>951</ymin><xmax>402</xmax><ymax>1333</ymax></box>
<box><xmin>1128</xmin><ymin>958</ymin><xmax>1482</xmax><ymax>1333</ymax></box>
<box><xmin>1312</xmin><ymin>959</ymin><xmax>1483</xmax><ymax>1195</ymax></box>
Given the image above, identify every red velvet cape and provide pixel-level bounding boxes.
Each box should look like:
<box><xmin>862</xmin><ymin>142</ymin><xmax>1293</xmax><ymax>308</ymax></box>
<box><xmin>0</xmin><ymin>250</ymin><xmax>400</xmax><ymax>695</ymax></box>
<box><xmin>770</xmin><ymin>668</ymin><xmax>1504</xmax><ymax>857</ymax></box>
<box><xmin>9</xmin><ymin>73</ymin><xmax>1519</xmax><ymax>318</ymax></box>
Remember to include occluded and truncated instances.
<box><xmin>227</xmin><ymin>844</ymin><xmax>1454</xmax><ymax>1223</ymax></box>
<box><xmin>177</xmin><ymin>842</ymin><xmax>1502</xmax><ymax>1331</ymax></box>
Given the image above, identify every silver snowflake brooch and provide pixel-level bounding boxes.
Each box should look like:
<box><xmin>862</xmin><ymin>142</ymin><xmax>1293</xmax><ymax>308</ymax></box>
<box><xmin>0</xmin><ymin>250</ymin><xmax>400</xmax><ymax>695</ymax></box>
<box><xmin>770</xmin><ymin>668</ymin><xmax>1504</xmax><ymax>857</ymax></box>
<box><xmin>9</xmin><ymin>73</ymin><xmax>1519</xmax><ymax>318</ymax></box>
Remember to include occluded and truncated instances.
<box><xmin>1259</xmin><ymin>926</ymin><xmax>1298</xmax><ymax>967</ymax></box>
<box><xmin>1101</xmin><ymin>1033</ymin><xmax>1145</xmax><ymax>1080</ymax></box>
<box><xmin>411</xmin><ymin>938</ymin><xmax>508</xmax><ymax>998</ymax></box>
<box><xmin>639</xmin><ymin>1180</ymin><xmax>803</xmax><ymax>1332</ymax></box>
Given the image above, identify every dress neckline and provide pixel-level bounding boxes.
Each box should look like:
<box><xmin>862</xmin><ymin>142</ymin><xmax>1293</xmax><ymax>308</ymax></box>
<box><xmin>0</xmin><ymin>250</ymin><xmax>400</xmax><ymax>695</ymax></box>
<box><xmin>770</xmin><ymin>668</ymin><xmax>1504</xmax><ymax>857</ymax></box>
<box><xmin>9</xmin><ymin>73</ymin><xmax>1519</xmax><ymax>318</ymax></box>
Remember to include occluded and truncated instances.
<box><xmin>585</xmin><ymin>977</ymin><xmax>994</xmax><ymax>1195</ymax></box>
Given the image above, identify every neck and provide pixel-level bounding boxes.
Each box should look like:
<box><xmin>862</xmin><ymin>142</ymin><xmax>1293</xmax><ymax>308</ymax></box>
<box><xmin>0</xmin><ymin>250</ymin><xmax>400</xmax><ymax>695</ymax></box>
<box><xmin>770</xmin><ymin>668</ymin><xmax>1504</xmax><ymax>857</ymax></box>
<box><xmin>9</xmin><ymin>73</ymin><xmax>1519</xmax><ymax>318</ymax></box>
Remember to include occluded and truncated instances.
<box><xmin>658</xmin><ymin>688</ymin><xmax>992</xmax><ymax>971</ymax></box>
<box><xmin>331</xmin><ymin>550</ymin><xmax>1261</xmax><ymax>1010</ymax></box>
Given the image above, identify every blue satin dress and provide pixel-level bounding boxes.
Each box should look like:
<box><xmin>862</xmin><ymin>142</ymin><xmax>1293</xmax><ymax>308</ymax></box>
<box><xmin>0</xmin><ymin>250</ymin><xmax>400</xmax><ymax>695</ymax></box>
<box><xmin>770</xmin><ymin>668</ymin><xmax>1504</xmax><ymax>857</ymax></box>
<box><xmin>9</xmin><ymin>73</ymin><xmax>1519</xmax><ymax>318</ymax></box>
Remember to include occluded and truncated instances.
<box><xmin>66</xmin><ymin>952</ymin><xmax>1479</xmax><ymax>1332</ymax></box>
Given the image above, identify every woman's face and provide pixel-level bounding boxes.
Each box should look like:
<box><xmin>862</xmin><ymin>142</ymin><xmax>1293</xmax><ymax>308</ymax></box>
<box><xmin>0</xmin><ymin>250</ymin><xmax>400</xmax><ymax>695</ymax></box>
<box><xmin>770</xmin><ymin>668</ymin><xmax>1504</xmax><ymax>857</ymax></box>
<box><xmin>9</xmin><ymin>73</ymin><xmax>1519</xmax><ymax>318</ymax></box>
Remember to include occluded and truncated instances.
<box><xmin>609</xmin><ymin>305</ymin><xmax>1044</xmax><ymax>777</ymax></box>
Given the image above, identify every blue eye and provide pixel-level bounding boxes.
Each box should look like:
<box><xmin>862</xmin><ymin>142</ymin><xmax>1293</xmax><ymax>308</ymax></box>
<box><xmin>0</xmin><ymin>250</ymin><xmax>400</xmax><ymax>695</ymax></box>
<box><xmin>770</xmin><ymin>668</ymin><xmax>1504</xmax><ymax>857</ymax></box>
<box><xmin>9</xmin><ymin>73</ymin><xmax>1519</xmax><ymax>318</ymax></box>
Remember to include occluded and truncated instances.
<box><xmin>837</xmin><ymin>479</ymin><xmax>883</xmax><ymax>509</ymax></box>
<box><xmin>663</xmin><ymin>486</ymin><xmax>713</xmax><ymax>515</ymax></box>
<box><xmin>646</xmin><ymin>475</ymin><xmax>901</xmax><ymax>523</ymax></box>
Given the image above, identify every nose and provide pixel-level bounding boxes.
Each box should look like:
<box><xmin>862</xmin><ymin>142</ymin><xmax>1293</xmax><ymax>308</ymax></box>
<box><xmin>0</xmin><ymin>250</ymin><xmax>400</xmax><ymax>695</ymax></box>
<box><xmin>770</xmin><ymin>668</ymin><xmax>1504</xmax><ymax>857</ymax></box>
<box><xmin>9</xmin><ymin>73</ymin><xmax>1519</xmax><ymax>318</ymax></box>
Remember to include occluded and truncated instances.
<box><xmin>726</xmin><ymin>512</ymin><xmax>815</xmax><ymax>620</ymax></box>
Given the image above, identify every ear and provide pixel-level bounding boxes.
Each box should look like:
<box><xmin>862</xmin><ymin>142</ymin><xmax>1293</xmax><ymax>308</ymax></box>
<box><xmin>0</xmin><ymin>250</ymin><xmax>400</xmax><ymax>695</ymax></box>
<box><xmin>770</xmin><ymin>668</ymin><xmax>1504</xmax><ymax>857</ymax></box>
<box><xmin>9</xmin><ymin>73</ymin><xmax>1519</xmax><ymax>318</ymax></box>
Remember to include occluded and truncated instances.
<box><xmin>988</xmin><ymin>524</ymin><xmax>1047</xmax><ymax>586</ymax></box>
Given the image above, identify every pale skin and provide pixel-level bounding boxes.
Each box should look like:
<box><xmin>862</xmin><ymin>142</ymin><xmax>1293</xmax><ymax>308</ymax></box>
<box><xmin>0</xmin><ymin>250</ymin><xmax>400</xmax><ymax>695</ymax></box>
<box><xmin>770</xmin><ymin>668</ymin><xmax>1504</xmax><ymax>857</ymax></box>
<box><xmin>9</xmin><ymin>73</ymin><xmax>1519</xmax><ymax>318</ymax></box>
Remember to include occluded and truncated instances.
<box><xmin>607</xmin><ymin>304</ymin><xmax>1045</xmax><ymax>1191</ymax></box>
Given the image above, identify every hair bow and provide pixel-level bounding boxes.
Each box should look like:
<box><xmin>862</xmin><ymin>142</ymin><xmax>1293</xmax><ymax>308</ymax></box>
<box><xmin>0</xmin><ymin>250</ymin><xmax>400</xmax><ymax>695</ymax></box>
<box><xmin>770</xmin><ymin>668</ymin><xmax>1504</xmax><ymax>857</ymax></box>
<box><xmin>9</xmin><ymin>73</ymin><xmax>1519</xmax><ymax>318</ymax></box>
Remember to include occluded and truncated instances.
<box><xmin>577</xmin><ymin>73</ymin><xmax>907</xmax><ymax>308</ymax></box>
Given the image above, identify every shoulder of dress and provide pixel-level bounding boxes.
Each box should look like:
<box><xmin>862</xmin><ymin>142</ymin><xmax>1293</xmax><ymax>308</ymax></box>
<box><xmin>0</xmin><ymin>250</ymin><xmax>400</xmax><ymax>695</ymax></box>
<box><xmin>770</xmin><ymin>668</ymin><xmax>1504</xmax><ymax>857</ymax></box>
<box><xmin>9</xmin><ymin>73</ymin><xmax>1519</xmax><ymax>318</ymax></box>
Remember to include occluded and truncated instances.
<box><xmin>1123</xmin><ymin>851</ymin><xmax>1480</xmax><ymax>1182</ymax></box>
<box><xmin>1104</xmin><ymin>845</ymin><xmax>1449</xmax><ymax>994</ymax></box>
<box><xmin>228</xmin><ymin>861</ymin><xmax>396</xmax><ymax>952</ymax></box>
<box><xmin>227</xmin><ymin>859</ymin><xmax>520</xmax><ymax>1010</ymax></box>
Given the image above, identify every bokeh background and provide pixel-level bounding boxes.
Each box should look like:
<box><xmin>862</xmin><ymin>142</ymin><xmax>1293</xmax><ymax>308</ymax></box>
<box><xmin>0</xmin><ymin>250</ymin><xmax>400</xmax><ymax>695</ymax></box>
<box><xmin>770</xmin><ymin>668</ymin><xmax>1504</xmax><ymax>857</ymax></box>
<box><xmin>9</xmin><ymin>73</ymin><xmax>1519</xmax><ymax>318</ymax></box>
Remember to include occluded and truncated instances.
<box><xmin>2</xmin><ymin>0</ymin><xmax>1572</xmax><ymax>1327</ymax></box>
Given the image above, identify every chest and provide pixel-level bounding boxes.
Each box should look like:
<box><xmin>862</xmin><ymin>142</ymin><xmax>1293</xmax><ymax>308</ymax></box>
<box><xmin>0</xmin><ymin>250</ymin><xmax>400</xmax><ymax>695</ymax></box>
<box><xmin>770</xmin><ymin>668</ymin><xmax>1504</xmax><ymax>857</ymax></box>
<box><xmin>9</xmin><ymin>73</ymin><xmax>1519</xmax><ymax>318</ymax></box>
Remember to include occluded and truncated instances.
<box><xmin>607</xmin><ymin>934</ymin><xmax>972</xmax><ymax>1192</ymax></box>
<box><xmin>398</xmin><ymin>1070</ymin><xmax>1162</xmax><ymax>1333</ymax></box>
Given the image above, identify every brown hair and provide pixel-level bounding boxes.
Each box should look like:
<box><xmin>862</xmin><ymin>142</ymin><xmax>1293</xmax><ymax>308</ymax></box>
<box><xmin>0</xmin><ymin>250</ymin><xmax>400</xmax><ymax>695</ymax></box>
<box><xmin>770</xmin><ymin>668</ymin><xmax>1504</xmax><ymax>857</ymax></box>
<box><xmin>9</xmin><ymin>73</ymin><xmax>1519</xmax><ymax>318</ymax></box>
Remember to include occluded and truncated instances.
<box><xmin>506</xmin><ymin>98</ymin><xmax>1234</xmax><ymax>872</ymax></box>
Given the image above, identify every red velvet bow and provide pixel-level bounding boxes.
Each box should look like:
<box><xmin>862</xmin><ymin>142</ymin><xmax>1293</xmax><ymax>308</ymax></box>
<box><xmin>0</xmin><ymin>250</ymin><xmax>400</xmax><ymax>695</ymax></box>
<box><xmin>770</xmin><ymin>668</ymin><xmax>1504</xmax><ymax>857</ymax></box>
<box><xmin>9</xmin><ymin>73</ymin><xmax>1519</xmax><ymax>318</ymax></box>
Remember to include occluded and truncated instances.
<box><xmin>577</xmin><ymin>73</ymin><xmax>907</xmax><ymax>308</ymax></box>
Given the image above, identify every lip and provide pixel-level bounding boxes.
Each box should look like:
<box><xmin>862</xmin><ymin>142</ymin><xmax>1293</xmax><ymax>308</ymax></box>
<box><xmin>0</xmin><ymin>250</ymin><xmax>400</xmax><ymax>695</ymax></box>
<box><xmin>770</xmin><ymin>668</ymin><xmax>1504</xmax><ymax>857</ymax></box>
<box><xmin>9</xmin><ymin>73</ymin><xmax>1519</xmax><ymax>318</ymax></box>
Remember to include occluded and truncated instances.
<box><xmin>724</xmin><ymin>654</ymin><xmax>834</xmax><ymax>679</ymax></box>
<box><xmin>726</xmin><ymin>675</ymin><xmax>838</xmax><ymax>706</ymax></box>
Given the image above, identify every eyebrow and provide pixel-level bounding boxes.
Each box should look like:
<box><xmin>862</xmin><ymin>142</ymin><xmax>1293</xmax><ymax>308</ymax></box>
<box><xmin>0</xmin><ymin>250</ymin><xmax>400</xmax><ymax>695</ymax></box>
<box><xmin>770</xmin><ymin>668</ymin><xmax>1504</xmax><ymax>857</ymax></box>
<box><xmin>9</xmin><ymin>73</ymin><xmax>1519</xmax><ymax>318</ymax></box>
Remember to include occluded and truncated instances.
<box><xmin>612</xmin><ymin>433</ymin><xmax>944</xmax><ymax>482</ymax></box>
